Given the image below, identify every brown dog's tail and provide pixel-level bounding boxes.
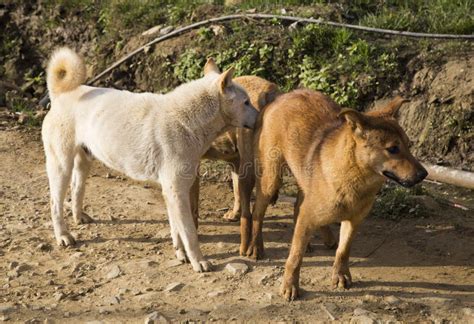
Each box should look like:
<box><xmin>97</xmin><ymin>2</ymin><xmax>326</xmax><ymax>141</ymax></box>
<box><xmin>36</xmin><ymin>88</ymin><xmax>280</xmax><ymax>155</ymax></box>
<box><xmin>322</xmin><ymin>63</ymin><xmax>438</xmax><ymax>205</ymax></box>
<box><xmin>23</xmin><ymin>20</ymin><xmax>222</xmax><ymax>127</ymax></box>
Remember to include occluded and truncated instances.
<box><xmin>47</xmin><ymin>47</ymin><xmax>86</xmax><ymax>100</ymax></box>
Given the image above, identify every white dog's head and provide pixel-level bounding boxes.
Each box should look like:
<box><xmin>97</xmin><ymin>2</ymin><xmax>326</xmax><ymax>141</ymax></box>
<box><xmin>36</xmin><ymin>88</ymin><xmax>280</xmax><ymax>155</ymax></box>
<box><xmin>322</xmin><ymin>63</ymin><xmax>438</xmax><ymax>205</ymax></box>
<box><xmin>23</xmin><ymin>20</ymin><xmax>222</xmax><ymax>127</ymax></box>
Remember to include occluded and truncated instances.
<box><xmin>205</xmin><ymin>58</ymin><xmax>258</xmax><ymax>129</ymax></box>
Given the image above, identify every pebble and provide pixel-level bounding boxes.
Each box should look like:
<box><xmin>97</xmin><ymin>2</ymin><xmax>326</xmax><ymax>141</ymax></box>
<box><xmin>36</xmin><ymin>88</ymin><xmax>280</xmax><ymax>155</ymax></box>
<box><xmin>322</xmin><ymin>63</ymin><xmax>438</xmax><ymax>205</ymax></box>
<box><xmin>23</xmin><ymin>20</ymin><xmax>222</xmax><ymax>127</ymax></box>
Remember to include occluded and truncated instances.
<box><xmin>363</xmin><ymin>294</ymin><xmax>378</xmax><ymax>303</ymax></box>
<box><xmin>207</xmin><ymin>290</ymin><xmax>225</xmax><ymax>297</ymax></box>
<box><xmin>384</xmin><ymin>295</ymin><xmax>401</xmax><ymax>305</ymax></box>
<box><xmin>164</xmin><ymin>282</ymin><xmax>184</xmax><ymax>292</ymax></box>
<box><xmin>462</xmin><ymin>307</ymin><xmax>474</xmax><ymax>317</ymax></box>
<box><xmin>164</xmin><ymin>260</ymin><xmax>183</xmax><ymax>268</ymax></box>
<box><xmin>353</xmin><ymin>308</ymin><xmax>371</xmax><ymax>316</ymax></box>
<box><xmin>350</xmin><ymin>315</ymin><xmax>377</xmax><ymax>324</ymax></box>
<box><xmin>0</xmin><ymin>315</ymin><xmax>10</xmax><ymax>321</ymax></box>
<box><xmin>106</xmin><ymin>265</ymin><xmax>122</xmax><ymax>280</ymax></box>
<box><xmin>53</xmin><ymin>292</ymin><xmax>65</xmax><ymax>302</ymax></box>
<box><xmin>107</xmin><ymin>296</ymin><xmax>120</xmax><ymax>305</ymax></box>
<box><xmin>141</xmin><ymin>25</ymin><xmax>163</xmax><ymax>37</ymax></box>
<box><xmin>144</xmin><ymin>311</ymin><xmax>169</xmax><ymax>324</ymax></box>
<box><xmin>37</xmin><ymin>243</ymin><xmax>51</xmax><ymax>252</ymax></box>
<box><xmin>8</xmin><ymin>262</ymin><xmax>18</xmax><ymax>270</ymax></box>
<box><xmin>225</xmin><ymin>262</ymin><xmax>249</xmax><ymax>276</ymax></box>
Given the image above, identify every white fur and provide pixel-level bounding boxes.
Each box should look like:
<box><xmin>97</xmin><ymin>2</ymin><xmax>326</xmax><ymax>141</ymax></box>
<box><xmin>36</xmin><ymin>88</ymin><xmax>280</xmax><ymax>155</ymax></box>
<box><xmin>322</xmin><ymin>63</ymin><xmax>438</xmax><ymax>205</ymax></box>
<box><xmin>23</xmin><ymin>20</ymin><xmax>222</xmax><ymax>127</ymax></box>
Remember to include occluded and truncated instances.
<box><xmin>42</xmin><ymin>47</ymin><xmax>257</xmax><ymax>272</ymax></box>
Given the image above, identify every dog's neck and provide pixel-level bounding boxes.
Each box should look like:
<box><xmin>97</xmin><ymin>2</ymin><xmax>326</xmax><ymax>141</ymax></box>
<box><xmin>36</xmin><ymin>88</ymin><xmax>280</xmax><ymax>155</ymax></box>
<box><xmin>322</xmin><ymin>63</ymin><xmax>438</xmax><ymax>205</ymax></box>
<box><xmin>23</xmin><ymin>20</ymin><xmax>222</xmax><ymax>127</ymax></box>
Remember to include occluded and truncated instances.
<box><xmin>328</xmin><ymin>125</ymin><xmax>384</xmax><ymax>197</ymax></box>
<box><xmin>165</xmin><ymin>81</ymin><xmax>226</xmax><ymax>156</ymax></box>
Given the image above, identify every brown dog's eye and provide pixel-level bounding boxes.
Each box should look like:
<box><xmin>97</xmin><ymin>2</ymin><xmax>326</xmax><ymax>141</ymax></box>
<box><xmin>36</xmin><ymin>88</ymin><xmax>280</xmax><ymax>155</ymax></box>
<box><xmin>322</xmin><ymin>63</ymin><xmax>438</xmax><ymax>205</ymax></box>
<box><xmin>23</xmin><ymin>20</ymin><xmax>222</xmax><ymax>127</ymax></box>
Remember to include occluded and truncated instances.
<box><xmin>244</xmin><ymin>100</ymin><xmax>250</xmax><ymax>105</ymax></box>
<box><xmin>386</xmin><ymin>146</ymin><xmax>400</xmax><ymax>154</ymax></box>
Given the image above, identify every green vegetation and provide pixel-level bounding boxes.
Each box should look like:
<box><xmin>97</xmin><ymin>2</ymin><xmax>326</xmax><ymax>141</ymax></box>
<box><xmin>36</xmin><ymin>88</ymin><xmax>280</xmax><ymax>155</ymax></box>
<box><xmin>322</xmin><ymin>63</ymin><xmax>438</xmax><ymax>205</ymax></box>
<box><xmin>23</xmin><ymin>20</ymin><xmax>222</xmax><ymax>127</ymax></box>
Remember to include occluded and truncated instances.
<box><xmin>172</xmin><ymin>23</ymin><xmax>399</xmax><ymax>108</ymax></box>
<box><xmin>1</xmin><ymin>0</ymin><xmax>473</xmax><ymax>117</ymax></box>
<box><xmin>372</xmin><ymin>184</ymin><xmax>428</xmax><ymax>220</ymax></box>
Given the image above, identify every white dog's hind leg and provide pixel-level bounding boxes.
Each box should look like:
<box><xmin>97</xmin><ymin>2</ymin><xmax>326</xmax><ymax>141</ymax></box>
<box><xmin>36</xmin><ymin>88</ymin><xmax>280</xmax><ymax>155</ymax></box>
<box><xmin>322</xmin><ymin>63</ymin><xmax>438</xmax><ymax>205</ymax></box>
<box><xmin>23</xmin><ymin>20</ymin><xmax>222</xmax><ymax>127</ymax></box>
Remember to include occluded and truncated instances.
<box><xmin>46</xmin><ymin>153</ymin><xmax>75</xmax><ymax>246</ymax></box>
<box><xmin>161</xmin><ymin>176</ymin><xmax>212</xmax><ymax>272</ymax></box>
<box><xmin>71</xmin><ymin>149</ymin><xmax>94</xmax><ymax>225</ymax></box>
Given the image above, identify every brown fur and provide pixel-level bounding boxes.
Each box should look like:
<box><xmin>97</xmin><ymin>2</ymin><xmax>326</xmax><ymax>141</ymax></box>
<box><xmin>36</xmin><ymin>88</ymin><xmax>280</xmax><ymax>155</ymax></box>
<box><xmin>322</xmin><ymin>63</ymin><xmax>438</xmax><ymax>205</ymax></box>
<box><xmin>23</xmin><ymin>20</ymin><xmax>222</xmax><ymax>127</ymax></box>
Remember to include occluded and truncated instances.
<box><xmin>190</xmin><ymin>75</ymin><xmax>280</xmax><ymax>227</ymax></box>
<box><xmin>246</xmin><ymin>89</ymin><xmax>427</xmax><ymax>300</ymax></box>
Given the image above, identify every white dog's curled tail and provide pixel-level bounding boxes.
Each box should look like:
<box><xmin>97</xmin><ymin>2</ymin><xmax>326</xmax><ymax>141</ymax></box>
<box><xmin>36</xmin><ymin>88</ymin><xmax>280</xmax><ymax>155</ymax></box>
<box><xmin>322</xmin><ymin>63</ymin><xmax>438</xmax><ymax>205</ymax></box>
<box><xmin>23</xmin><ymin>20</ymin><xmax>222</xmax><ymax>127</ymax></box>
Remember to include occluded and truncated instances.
<box><xmin>47</xmin><ymin>47</ymin><xmax>86</xmax><ymax>99</ymax></box>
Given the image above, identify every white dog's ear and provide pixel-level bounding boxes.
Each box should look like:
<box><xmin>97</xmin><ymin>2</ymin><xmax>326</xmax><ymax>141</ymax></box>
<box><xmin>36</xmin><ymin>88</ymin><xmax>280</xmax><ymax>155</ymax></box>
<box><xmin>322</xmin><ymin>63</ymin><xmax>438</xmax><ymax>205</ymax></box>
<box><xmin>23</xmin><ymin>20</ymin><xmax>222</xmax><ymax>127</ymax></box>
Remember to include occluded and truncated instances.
<box><xmin>204</xmin><ymin>58</ymin><xmax>220</xmax><ymax>75</ymax></box>
<box><xmin>218</xmin><ymin>67</ymin><xmax>234</xmax><ymax>93</ymax></box>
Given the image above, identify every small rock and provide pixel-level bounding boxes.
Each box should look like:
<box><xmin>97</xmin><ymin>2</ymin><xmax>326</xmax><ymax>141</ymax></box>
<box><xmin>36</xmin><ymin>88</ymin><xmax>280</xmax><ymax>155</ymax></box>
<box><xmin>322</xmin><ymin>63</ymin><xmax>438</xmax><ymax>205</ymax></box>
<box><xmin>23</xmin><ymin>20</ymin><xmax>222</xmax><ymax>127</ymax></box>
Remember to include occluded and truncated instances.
<box><xmin>384</xmin><ymin>295</ymin><xmax>401</xmax><ymax>305</ymax></box>
<box><xmin>164</xmin><ymin>259</ymin><xmax>183</xmax><ymax>268</ymax></box>
<box><xmin>462</xmin><ymin>308</ymin><xmax>474</xmax><ymax>318</ymax></box>
<box><xmin>1</xmin><ymin>315</ymin><xmax>10</xmax><ymax>321</ymax></box>
<box><xmin>363</xmin><ymin>294</ymin><xmax>378</xmax><ymax>303</ymax></box>
<box><xmin>141</xmin><ymin>25</ymin><xmax>163</xmax><ymax>37</ymax></box>
<box><xmin>16</xmin><ymin>263</ymin><xmax>30</xmax><ymax>273</ymax></box>
<box><xmin>140</xmin><ymin>260</ymin><xmax>158</xmax><ymax>268</ymax></box>
<box><xmin>144</xmin><ymin>311</ymin><xmax>169</xmax><ymax>324</ymax></box>
<box><xmin>37</xmin><ymin>243</ymin><xmax>51</xmax><ymax>252</ymax></box>
<box><xmin>0</xmin><ymin>305</ymin><xmax>13</xmax><ymax>315</ymax></box>
<box><xmin>353</xmin><ymin>308</ymin><xmax>370</xmax><ymax>316</ymax></box>
<box><xmin>8</xmin><ymin>262</ymin><xmax>18</xmax><ymax>270</ymax></box>
<box><xmin>225</xmin><ymin>262</ymin><xmax>249</xmax><ymax>276</ymax></box>
<box><xmin>43</xmin><ymin>319</ymin><xmax>54</xmax><ymax>324</ymax></box>
<box><xmin>160</xmin><ymin>26</ymin><xmax>174</xmax><ymax>35</ymax></box>
<box><xmin>107</xmin><ymin>296</ymin><xmax>120</xmax><ymax>305</ymax></box>
<box><xmin>350</xmin><ymin>315</ymin><xmax>376</xmax><ymax>324</ymax></box>
<box><xmin>164</xmin><ymin>282</ymin><xmax>184</xmax><ymax>292</ymax></box>
<box><xmin>106</xmin><ymin>265</ymin><xmax>121</xmax><ymax>279</ymax></box>
<box><xmin>53</xmin><ymin>292</ymin><xmax>65</xmax><ymax>302</ymax></box>
<box><xmin>207</xmin><ymin>290</ymin><xmax>225</xmax><ymax>298</ymax></box>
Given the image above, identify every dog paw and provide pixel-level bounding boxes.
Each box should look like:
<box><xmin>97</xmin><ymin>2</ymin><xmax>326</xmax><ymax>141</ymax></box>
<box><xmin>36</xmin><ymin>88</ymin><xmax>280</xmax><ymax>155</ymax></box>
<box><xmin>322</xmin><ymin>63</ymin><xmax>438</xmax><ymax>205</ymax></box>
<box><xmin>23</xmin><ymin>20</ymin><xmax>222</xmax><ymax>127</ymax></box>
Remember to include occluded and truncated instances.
<box><xmin>222</xmin><ymin>210</ymin><xmax>240</xmax><ymax>222</ymax></box>
<box><xmin>191</xmin><ymin>260</ymin><xmax>213</xmax><ymax>273</ymax></box>
<box><xmin>56</xmin><ymin>233</ymin><xmax>76</xmax><ymax>247</ymax></box>
<box><xmin>175</xmin><ymin>248</ymin><xmax>189</xmax><ymax>263</ymax></box>
<box><xmin>239</xmin><ymin>243</ymin><xmax>249</xmax><ymax>257</ymax></box>
<box><xmin>280</xmin><ymin>280</ymin><xmax>299</xmax><ymax>301</ymax></box>
<box><xmin>75</xmin><ymin>212</ymin><xmax>94</xmax><ymax>225</ymax></box>
<box><xmin>332</xmin><ymin>267</ymin><xmax>352</xmax><ymax>289</ymax></box>
<box><xmin>246</xmin><ymin>243</ymin><xmax>264</xmax><ymax>260</ymax></box>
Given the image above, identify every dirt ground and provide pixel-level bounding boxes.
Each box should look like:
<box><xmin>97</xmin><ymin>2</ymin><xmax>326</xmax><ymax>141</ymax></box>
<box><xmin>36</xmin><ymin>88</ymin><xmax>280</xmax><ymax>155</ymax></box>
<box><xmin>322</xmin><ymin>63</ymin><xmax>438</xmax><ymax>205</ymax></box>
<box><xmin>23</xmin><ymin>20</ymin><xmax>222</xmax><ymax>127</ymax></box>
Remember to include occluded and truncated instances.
<box><xmin>0</xmin><ymin>128</ymin><xmax>473</xmax><ymax>323</ymax></box>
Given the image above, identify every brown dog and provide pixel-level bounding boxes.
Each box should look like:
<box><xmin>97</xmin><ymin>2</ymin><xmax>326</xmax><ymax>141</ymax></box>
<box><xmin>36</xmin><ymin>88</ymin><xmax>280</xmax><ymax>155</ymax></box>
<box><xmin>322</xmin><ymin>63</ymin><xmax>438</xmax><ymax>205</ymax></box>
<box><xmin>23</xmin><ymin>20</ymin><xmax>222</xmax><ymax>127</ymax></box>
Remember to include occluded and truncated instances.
<box><xmin>190</xmin><ymin>59</ymin><xmax>280</xmax><ymax>227</ymax></box>
<box><xmin>246</xmin><ymin>89</ymin><xmax>427</xmax><ymax>300</ymax></box>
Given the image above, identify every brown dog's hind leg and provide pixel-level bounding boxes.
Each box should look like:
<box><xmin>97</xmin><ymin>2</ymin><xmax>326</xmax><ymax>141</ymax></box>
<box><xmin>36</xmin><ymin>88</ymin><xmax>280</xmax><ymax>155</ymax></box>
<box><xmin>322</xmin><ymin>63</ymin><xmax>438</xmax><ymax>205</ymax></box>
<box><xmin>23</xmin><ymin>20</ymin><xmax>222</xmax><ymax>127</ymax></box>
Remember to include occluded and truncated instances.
<box><xmin>293</xmin><ymin>190</ymin><xmax>313</xmax><ymax>253</ymax></box>
<box><xmin>237</xmin><ymin>128</ymin><xmax>255</xmax><ymax>256</ymax></box>
<box><xmin>280</xmin><ymin>213</ymin><xmax>313</xmax><ymax>301</ymax></box>
<box><xmin>246</xmin><ymin>151</ymin><xmax>282</xmax><ymax>260</ymax></box>
<box><xmin>320</xmin><ymin>225</ymin><xmax>337</xmax><ymax>249</ymax></box>
<box><xmin>223</xmin><ymin>159</ymin><xmax>241</xmax><ymax>222</ymax></box>
<box><xmin>332</xmin><ymin>219</ymin><xmax>362</xmax><ymax>289</ymax></box>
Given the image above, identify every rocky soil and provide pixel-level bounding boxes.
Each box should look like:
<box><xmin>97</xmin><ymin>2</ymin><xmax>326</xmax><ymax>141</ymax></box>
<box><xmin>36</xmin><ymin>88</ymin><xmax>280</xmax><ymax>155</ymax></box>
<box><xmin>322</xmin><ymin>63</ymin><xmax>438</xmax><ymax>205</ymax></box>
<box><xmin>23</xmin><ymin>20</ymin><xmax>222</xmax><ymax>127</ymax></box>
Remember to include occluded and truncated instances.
<box><xmin>0</xmin><ymin>126</ymin><xmax>473</xmax><ymax>323</ymax></box>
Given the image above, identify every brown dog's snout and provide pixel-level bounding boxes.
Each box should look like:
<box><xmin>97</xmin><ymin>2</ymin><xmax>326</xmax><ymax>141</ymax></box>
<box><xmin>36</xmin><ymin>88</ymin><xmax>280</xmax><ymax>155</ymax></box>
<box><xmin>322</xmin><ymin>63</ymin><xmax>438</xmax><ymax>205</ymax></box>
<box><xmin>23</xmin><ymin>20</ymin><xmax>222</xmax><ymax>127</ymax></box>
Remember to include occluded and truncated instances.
<box><xmin>414</xmin><ymin>166</ymin><xmax>428</xmax><ymax>184</ymax></box>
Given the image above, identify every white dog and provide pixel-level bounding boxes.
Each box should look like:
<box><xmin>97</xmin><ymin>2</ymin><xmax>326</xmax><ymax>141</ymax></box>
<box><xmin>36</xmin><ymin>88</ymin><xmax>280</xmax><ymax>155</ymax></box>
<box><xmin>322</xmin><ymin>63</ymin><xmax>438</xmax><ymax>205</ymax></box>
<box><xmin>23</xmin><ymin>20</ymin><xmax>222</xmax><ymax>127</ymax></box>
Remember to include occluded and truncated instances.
<box><xmin>42</xmin><ymin>47</ymin><xmax>258</xmax><ymax>272</ymax></box>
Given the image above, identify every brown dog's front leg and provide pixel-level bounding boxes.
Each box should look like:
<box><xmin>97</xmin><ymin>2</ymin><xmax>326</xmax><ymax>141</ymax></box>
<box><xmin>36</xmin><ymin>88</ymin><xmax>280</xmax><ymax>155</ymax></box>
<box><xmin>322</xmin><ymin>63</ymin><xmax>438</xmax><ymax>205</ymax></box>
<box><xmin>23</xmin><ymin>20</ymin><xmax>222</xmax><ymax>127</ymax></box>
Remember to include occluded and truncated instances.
<box><xmin>332</xmin><ymin>219</ymin><xmax>360</xmax><ymax>289</ymax></box>
<box><xmin>280</xmin><ymin>218</ymin><xmax>312</xmax><ymax>301</ymax></box>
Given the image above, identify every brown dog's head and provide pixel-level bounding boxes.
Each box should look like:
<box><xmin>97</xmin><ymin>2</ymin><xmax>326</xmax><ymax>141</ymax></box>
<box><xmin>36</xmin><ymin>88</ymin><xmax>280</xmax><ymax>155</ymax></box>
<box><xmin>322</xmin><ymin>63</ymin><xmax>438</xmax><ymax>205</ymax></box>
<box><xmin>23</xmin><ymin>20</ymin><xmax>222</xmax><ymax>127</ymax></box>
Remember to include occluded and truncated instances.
<box><xmin>204</xmin><ymin>58</ymin><xmax>258</xmax><ymax>129</ymax></box>
<box><xmin>339</xmin><ymin>97</ymin><xmax>428</xmax><ymax>187</ymax></box>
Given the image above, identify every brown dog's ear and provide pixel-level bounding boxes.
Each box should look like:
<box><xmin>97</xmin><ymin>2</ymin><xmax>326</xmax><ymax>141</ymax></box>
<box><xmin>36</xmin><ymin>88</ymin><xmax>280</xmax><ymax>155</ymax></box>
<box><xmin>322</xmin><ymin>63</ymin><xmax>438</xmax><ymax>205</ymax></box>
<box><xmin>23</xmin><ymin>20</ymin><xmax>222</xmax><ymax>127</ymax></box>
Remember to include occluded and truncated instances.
<box><xmin>368</xmin><ymin>96</ymin><xmax>408</xmax><ymax>118</ymax></box>
<box><xmin>218</xmin><ymin>67</ymin><xmax>234</xmax><ymax>93</ymax></box>
<box><xmin>339</xmin><ymin>108</ymin><xmax>367</xmax><ymax>134</ymax></box>
<box><xmin>204</xmin><ymin>58</ymin><xmax>220</xmax><ymax>75</ymax></box>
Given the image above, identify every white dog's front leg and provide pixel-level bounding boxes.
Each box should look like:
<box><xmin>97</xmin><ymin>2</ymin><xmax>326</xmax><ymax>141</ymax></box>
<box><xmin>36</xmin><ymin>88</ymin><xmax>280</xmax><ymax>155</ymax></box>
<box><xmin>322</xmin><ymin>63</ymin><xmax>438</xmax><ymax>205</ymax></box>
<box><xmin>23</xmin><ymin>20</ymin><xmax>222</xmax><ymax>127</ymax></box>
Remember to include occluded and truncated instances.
<box><xmin>161</xmin><ymin>178</ymin><xmax>212</xmax><ymax>272</ymax></box>
<box><xmin>168</xmin><ymin>213</ymin><xmax>187</xmax><ymax>263</ymax></box>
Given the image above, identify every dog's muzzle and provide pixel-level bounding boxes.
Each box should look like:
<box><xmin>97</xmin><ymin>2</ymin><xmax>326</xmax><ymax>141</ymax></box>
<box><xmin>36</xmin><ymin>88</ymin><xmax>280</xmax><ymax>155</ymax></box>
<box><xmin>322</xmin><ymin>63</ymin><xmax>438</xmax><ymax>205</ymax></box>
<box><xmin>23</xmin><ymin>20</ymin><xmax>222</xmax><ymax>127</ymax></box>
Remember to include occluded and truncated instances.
<box><xmin>382</xmin><ymin>168</ymin><xmax>428</xmax><ymax>188</ymax></box>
